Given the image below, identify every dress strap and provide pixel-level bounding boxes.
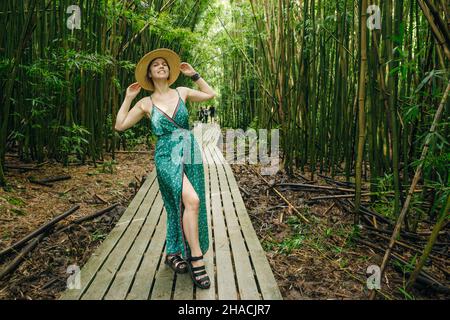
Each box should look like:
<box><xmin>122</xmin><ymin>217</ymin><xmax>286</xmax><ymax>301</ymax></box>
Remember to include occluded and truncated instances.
<box><xmin>175</xmin><ymin>88</ymin><xmax>184</xmax><ymax>103</ymax></box>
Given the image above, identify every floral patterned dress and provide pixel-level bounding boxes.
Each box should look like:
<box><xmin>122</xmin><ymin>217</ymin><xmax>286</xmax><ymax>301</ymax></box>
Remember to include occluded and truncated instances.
<box><xmin>149</xmin><ymin>88</ymin><xmax>209</xmax><ymax>259</ymax></box>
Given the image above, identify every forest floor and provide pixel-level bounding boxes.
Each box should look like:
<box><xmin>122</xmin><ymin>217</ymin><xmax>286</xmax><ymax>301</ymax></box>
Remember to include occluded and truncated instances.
<box><xmin>0</xmin><ymin>147</ymin><xmax>154</xmax><ymax>299</ymax></box>
<box><xmin>231</xmin><ymin>162</ymin><xmax>449</xmax><ymax>300</ymax></box>
<box><xmin>0</xmin><ymin>142</ymin><xmax>448</xmax><ymax>300</ymax></box>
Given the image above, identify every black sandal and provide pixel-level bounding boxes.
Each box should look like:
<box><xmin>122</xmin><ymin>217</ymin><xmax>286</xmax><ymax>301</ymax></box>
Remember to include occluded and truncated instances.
<box><xmin>165</xmin><ymin>254</ymin><xmax>188</xmax><ymax>274</ymax></box>
<box><xmin>187</xmin><ymin>255</ymin><xmax>211</xmax><ymax>289</ymax></box>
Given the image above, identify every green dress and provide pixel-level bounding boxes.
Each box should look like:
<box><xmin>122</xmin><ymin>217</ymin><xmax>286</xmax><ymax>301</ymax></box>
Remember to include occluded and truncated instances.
<box><xmin>149</xmin><ymin>88</ymin><xmax>209</xmax><ymax>260</ymax></box>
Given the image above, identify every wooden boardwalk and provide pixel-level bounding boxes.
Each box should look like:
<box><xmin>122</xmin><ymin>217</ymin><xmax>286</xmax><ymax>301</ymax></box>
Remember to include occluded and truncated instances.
<box><xmin>59</xmin><ymin>123</ymin><xmax>282</xmax><ymax>300</ymax></box>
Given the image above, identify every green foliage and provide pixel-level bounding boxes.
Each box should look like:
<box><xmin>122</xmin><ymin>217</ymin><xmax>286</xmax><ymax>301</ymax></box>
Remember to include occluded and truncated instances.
<box><xmin>262</xmin><ymin>238</ymin><xmax>277</xmax><ymax>251</ymax></box>
<box><xmin>22</xmin><ymin>59</ymin><xmax>66</xmax><ymax>91</ymax></box>
<box><xmin>248</xmin><ymin>116</ymin><xmax>259</xmax><ymax>130</ymax></box>
<box><xmin>91</xmin><ymin>229</ymin><xmax>107</xmax><ymax>241</ymax></box>
<box><xmin>403</xmin><ymin>104</ymin><xmax>420</xmax><ymax>123</ymax></box>
<box><xmin>371</xmin><ymin>174</ymin><xmax>399</xmax><ymax>220</ymax></box>
<box><xmin>62</xmin><ymin>49</ymin><xmax>114</xmax><ymax>74</ymax></box>
<box><xmin>59</xmin><ymin>123</ymin><xmax>91</xmax><ymax>164</ymax></box>
<box><xmin>101</xmin><ymin>160</ymin><xmax>117</xmax><ymax>174</ymax></box>
<box><xmin>286</xmin><ymin>215</ymin><xmax>305</xmax><ymax>233</ymax></box>
<box><xmin>398</xmin><ymin>287</ymin><xmax>415</xmax><ymax>300</ymax></box>
<box><xmin>117</xmin><ymin>59</ymin><xmax>136</xmax><ymax>72</ymax></box>
<box><xmin>11</xmin><ymin>208</ymin><xmax>27</xmax><ymax>216</ymax></box>
<box><xmin>262</xmin><ymin>232</ymin><xmax>305</xmax><ymax>254</ymax></box>
<box><xmin>5</xmin><ymin>196</ymin><xmax>25</xmax><ymax>206</ymax></box>
<box><xmin>277</xmin><ymin>234</ymin><xmax>304</xmax><ymax>254</ymax></box>
<box><xmin>394</xmin><ymin>255</ymin><xmax>417</xmax><ymax>300</ymax></box>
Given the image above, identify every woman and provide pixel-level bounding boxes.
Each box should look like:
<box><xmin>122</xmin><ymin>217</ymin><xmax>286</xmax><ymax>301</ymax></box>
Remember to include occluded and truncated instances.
<box><xmin>114</xmin><ymin>48</ymin><xmax>216</xmax><ymax>289</ymax></box>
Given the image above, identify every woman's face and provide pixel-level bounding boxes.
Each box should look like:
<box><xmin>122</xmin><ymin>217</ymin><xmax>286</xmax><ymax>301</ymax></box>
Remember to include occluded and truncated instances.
<box><xmin>148</xmin><ymin>57</ymin><xmax>170</xmax><ymax>81</ymax></box>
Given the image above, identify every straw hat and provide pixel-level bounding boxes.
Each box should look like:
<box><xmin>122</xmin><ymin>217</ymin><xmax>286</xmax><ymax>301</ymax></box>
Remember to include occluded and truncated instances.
<box><xmin>135</xmin><ymin>48</ymin><xmax>181</xmax><ymax>91</ymax></box>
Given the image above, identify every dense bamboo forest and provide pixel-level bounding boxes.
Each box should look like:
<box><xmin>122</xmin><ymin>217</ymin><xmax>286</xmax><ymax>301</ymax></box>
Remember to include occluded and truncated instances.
<box><xmin>0</xmin><ymin>0</ymin><xmax>448</xmax><ymax>301</ymax></box>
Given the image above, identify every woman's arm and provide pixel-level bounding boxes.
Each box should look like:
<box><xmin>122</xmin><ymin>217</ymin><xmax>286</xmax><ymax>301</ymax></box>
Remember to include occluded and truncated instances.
<box><xmin>179</xmin><ymin>62</ymin><xmax>217</xmax><ymax>103</ymax></box>
<box><xmin>115</xmin><ymin>82</ymin><xmax>147</xmax><ymax>131</ymax></box>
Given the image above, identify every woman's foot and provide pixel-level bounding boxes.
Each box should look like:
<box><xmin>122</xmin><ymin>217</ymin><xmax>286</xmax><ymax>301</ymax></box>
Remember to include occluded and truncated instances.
<box><xmin>165</xmin><ymin>254</ymin><xmax>188</xmax><ymax>274</ymax></box>
<box><xmin>187</xmin><ymin>255</ymin><xmax>210</xmax><ymax>289</ymax></box>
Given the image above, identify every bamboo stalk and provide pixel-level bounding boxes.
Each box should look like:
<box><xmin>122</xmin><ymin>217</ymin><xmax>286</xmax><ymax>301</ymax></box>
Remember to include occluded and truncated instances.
<box><xmin>354</xmin><ymin>0</ymin><xmax>368</xmax><ymax>223</ymax></box>
<box><xmin>369</xmin><ymin>82</ymin><xmax>450</xmax><ymax>299</ymax></box>
<box><xmin>406</xmin><ymin>194</ymin><xmax>450</xmax><ymax>290</ymax></box>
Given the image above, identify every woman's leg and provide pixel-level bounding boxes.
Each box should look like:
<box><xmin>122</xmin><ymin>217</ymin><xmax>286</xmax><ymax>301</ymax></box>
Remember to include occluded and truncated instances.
<box><xmin>181</xmin><ymin>172</ymin><xmax>209</xmax><ymax>282</ymax></box>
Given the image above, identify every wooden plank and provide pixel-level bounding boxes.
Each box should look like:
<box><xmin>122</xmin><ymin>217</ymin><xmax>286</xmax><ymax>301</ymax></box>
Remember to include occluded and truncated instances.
<box><xmin>194</xmin><ymin>162</ymin><xmax>216</xmax><ymax>300</ymax></box>
<box><xmin>173</xmin><ymin>272</ymin><xmax>194</xmax><ymax>300</ymax></box>
<box><xmin>58</xmin><ymin>170</ymin><xmax>157</xmax><ymax>300</ymax></box>
<box><xmin>205</xmin><ymin>144</ymin><xmax>237</xmax><ymax>299</ymax></box>
<box><xmin>104</xmin><ymin>191</ymin><xmax>165</xmax><ymax>299</ymax></box>
<box><xmin>210</xmin><ymin>124</ymin><xmax>221</xmax><ymax>146</ymax></box>
<box><xmin>80</xmin><ymin>175</ymin><xmax>161</xmax><ymax>300</ymax></box>
<box><xmin>150</xmin><ymin>233</ymin><xmax>176</xmax><ymax>300</ymax></box>
<box><xmin>212</xmin><ymin>148</ymin><xmax>260</xmax><ymax>299</ymax></box>
<box><xmin>202</xmin><ymin>124</ymin><xmax>213</xmax><ymax>141</ymax></box>
<box><xmin>205</xmin><ymin>125</ymin><xmax>220</xmax><ymax>147</ymax></box>
<box><xmin>213</xmin><ymin>146</ymin><xmax>282</xmax><ymax>300</ymax></box>
<box><xmin>126</xmin><ymin>209</ymin><xmax>167</xmax><ymax>300</ymax></box>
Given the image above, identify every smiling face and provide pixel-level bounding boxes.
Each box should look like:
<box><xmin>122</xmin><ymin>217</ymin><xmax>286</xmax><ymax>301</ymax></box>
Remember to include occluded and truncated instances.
<box><xmin>147</xmin><ymin>57</ymin><xmax>170</xmax><ymax>82</ymax></box>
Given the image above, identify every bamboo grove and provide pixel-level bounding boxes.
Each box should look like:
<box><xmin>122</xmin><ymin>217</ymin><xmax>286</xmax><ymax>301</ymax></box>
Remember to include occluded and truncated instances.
<box><xmin>0</xmin><ymin>0</ymin><xmax>449</xmax><ymax>299</ymax></box>
<box><xmin>218</xmin><ymin>0</ymin><xmax>449</xmax><ymax>226</ymax></box>
<box><xmin>0</xmin><ymin>0</ymin><xmax>218</xmax><ymax>185</ymax></box>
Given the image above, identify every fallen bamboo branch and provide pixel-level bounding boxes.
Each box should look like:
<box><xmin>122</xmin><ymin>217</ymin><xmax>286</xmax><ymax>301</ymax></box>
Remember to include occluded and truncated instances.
<box><xmin>317</xmin><ymin>173</ymin><xmax>357</xmax><ymax>188</ymax></box>
<box><xmin>366</xmin><ymin>229</ymin><xmax>449</xmax><ymax>263</ymax></box>
<box><xmin>55</xmin><ymin>203</ymin><xmax>120</xmax><ymax>234</ymax></box>
<box><xmin>0</xmin><ymin>232</ymin><xmax>48</xmax><ymax>280</ymax></box>
<box><xmin>28</xmin><ymin>178</ymin><xmax>53</xmax><ymax>187</ymax></box>
<box><xmin>0</xmin><ymin>205</ymin><xmax>80</xmax><ymax>260</ymax></box>
<box><xmin>363</xmin><ymin>225</ymin><xmax>449</xmax><ymax>249</ymax></box>
<box><xmin>344</xmin><ymin>200</ymin><xmax>392</xmax><ymax>226</ymax></box>
<box><xmin>34</xmin><ymin>175</ymin><xmax>71</xmax><ymax>184</ymax></box>
<box><xmin>238</xmin><ymin>186</ymin><xmax>251</xmax><ymax>197</ymax></box>
<box><xmin>5</xmin><ymin>164</ymin><xmax>40</xmax><ymax>171</ymax></box>
<box><xmin>310</xmin><ymin>189</ymin><xmax>423</xmax><ymax>201</ymax></box>
<box><xmin>94</xmin><ymin>193</ymin><xmax>108</xmax><ymax>204</ymax></box>
<box><xmin>275</xmin><ymin>182</ymin><xmax>355</xmax><ymax>193</ymax></box>
<box><xmin>28</xmin><ymin>175</ymin><xmax>71</xmax><ymax>187</ymax></box>
<box><xmin>62</xmin><ymin>186</ymin><xmax>75</xmax><ymax>194</ymax></box>
<box><xmin>252</xmin><ymin>168</ymin><xmax>310</xmax><ymax>223</ymax></box>
<box><xmin>356</xmin><ymin>238</ymin><xmax>450</xmax><ymax>294</ymax></box>
<box><xmin>0</xmin><ymin>203</ymin><xmax>120</xmax><ymax>280</ymax></box>
<box><xmin>323</xmin><ymin>203</ymin><xmax>336</xmax><ymax>215</ymax></box>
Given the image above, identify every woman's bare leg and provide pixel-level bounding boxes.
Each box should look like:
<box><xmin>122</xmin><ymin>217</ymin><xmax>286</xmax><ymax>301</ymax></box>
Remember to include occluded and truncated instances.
<box><xmin>181</xmin><ymin>173</ymin><xmax>209</xmax><ymax>281</ymax></box>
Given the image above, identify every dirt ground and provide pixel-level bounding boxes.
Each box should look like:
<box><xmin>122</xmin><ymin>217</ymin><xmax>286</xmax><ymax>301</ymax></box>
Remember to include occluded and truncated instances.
<box><xmin>0</xmin><ymin>147</ymin><xmax>154</xmax><ymax>300</ymax></box>
<box><xmin>230</xmin><ymin>163</ymin><xmax>449</xmax><ymax>300</ymax></box>
<box><xmin>0</xmin><ymin>142</ymin><xmax>448</xmax><ymax>300</ymax></box>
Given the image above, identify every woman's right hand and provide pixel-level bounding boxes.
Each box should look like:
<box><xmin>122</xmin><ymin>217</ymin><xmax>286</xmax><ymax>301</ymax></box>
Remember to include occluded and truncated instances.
<box><xmin>126</xmin><ymin>82</ymin><xmax>141</xmax><ymax>100</ymax></box>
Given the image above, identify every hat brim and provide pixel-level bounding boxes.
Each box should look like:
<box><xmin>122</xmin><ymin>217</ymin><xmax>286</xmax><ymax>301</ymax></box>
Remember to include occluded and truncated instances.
<box><xmin>135</xmin><ymin>48</ymin><xmax>181</xmax><ymax>91</ymax></box>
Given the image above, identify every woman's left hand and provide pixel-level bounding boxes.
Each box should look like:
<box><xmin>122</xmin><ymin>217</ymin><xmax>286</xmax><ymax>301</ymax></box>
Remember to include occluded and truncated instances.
<box><xmin>180</xmin><ymin>62</ymin><xmax>197</xmax><ymax>77</ymax></box>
